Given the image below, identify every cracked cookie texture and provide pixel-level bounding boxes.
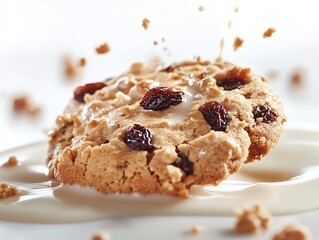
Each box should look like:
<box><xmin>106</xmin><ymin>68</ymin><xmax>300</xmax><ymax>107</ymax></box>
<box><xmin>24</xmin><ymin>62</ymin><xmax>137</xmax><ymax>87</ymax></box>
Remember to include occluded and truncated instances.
<box><xmin>47</xmin><ymin>60</ymin><xmax>285</xmax><ymax>197</ymax></box>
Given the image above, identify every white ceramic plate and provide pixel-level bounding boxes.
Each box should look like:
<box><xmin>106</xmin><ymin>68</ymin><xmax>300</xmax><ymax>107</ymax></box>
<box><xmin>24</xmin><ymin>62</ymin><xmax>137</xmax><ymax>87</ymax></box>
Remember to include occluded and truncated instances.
<box><xmin>0</xmin><ymin>128</ymin><xmax>319</xmax><ymax>239</ymax></box>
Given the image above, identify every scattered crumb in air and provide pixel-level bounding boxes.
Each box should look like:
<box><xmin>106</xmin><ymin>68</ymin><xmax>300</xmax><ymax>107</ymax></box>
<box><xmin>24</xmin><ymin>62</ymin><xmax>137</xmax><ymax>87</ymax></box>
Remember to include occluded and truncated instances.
<box><xmin>267</xmin><ymin>70</ymin><xmax>279</xmax><ymax>80</ymax></box>
<box><xmin>291</xmin><ymin>69</ymin><xmax>307</xmax><ymax>87</ymax></box>
<box><xmin>161</xmin><ymin>37</ymin><xmax>165</xmax><ymax>42</ymax></box>
<box><xmin>79</xmin><ymin>58</ymin><xmax>86</xmax><ymax>67</ymax></box>
<box><xmin>130</xmin><ymin>62</ymin><xmax>144</xmax><ymax>75</ymax></box>
<box><xmin>233</xmin><ymin>36</ymin><xmax>244</xmax><ymax>51</ymax></box>
<box><xmin>263</xmin><ymin>27</ymin><xmax>277</xmax><ymax>38</ymax></box>
<box><xmin>153</xmin><ymin>40</ymin><xmax>158</xmax><ymax>46</ymax></box>
<box><xmin>142</xmin><ymin>18</ymin><xmax>150</xmax><ymax>30</ymax></box>
<box><xmin>198</xmin><ymin>5</ymin><xmax>204</xmax><ymax>12</ymax></box>
<box><xmin>96</xmin><ymin>43</ymin><xmax>110</xmax><ymax>54</ymax></box>
<box><xmin>13</xmin><ymin>96</ymin><xmax>42</xmax><ymax>117</ymax></box>
<box><xmin>234</xmin><ymin>6</ymin><xmax>239</xmax><ymax>13</ymax></box>
<box><xmin>228</xmin><ymin>20</ymin><xmax>232</xmax><ymax>28</ymax></box>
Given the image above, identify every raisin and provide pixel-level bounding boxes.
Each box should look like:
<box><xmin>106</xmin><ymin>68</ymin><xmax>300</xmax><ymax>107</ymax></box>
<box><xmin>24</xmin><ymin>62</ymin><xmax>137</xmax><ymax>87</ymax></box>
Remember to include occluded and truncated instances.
<box><xmin>124</xmin><ymin>124</ymin><xmax>154</xmax><ymax>151</ymax></box>
<box><xmin>160</xmin><ymin>65</ymin><xmax>175</xmax><ymax>73</ymax></box>
<box><xmin>217</xmin><ymin>78</ymin><xmax>245</xmax><ymax>90</ymax></box>
<box><xmin>140</xmin><ymin>87</ymin><xmax>184</xmax><ymax>111</ymax></box>
<box><xmin>199</xmin><ymin>101</ymin><xmax>230</xmax><ymax>131</ymax></box>
<box><xmin>253</xmin><ymin>105</ymin><xmax>278</xmax><ymax>123</ymax></box>
<box><xmin>173</xmin><ymin>149</ymin><xmax>194</xmax><ymax>175</ymax></box>
<box><xmin>73</xmin><ymin>82</ymin><xmax>106</xmax><ymax>103</ymax></box>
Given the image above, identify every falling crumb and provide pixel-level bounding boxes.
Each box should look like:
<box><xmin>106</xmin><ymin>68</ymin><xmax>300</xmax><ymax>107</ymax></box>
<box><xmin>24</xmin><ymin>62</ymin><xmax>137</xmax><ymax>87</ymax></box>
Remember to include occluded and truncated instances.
<box><xmin>153</xmin><ymin>40</ymin><xmax>158</xmax><ymax>46</ymax></box>
<box><xmin>234</xmin><ymin>6</ymin><xmax>239</xmax><ymax>13</ymax></box>
<box><xmin>0</xmin><ymin>183</ymin><xmax>20</xmax><ymax>199</ymax></box>
<box><xmin>272</xmin><ymin>224</ymin><xmax>309</xmax><ymax>240</ymax></box>
<box><xmin>189</xmin><ymin>225</ymin><xmax>203</xmax><ymax>235</ymax></box>
<box><xmin>91</xmin><ymin>232</ymin><xmax>110</xmax><ymax>240</ymax></box>
<box><xmin>267</xmin><ymin>70</ymin><xmax>279</xmax><ymax>80</ymax></box>
<box><xmin>163</xmin><ymin>47</ymin><xmax>168</xmax><ymax>51</ymax></box>
<box><xmin>79</xmin><ymin>58</ymin><xmax>86</xmax><ymax>67</ymax></box>
<box><xmin>291</xmin><ymin>69</ymin><xmax>307</xmax><ymax>87</ymax></box>
<box><xmin>161</xmin><ymin>37</ymin><xmax>165</xmax><ymax>42</ymax></box>
<box><xmin>13</xmin><ymin>96</ymin><xmax>42</xmax><ymax>117</ymax></box>
<box><xmin>96</xmin><ymin>43</ymin><xmax>110</xmax><ymax>54</ymax></box>
<box><xmin>216</xmin><ymin>37</ymin><xmax>225</xmax><ymax>62</ymax></box>
<box><xmin>142</xmin><ymin>18</ymin><xmax>150</xmax><ymax>30</ymax></box>
<box><xmin>1</xmin><ymin>156</ymin><xmax>19</xmax><ymax>168</ymax></box>
<box><xmin>130</xmin><ymin>62</ymin><xmax>144</xmax><ymax>75</ymax></box>
<box><xmin>228</xmin><ymin>20</ymin><xmax>232</xmax><ymax>28</ymax></box>
<box><xmin>233</xmin><ymin>36</ymin><xmax>244</xmax><ymax>51</ymax></box>
<box><xmin>64</xmin><ymin>56</ymin><xmax>79</xmax><ymax>79</ymax></box>
<box><xmin>235</xmin><ymin>204</ymin><xmax>271</xmax><ymax>234</ymax></box>
<box><xmin>198</xmin><ymin>5</ymin><xmax>204</xmax><ymax>12</ymax></box>
<box><xmin>263</xmin><ymin>27</ymin><xmax>277</xmax><ymax>38</ymax></box>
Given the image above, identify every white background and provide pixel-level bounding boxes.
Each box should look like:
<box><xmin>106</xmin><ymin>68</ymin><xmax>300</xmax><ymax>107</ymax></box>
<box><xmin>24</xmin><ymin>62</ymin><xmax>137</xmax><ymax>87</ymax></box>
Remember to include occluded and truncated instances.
<box><xmin>1</xmin><ymin>0</ymin><xmax>319</xmax><ymax>150</ymax></box>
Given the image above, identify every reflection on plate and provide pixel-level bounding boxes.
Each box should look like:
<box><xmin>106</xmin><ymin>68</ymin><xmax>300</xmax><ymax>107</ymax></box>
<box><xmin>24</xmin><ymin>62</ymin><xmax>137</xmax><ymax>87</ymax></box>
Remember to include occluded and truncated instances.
<box><xmin>0</xmin><ymin>128</ymin><xmax>319</xmax><ymax>223</ymax></box>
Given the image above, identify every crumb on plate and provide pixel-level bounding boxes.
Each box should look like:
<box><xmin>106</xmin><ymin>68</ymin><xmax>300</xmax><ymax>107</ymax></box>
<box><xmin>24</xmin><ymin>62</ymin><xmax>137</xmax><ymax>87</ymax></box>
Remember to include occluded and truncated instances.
<box><xmin>142</xmin><ymin>18</ymin><xmax>150</xmax><ymax>30</ymax></box>
<box><xmin>1</xmin><ymin>156</ymin><xmax>19</xmax><ymax>168</ymax></box>
<box><xmin>235</xmin><ymin>204</ymin><xmax>271</xmax><ymax>234</ymax></box>
<box><xmin>189</xmin><ymin>225</ymin><xmax>203</xmax><ymax>235</ymax></box>
<box><xmin>91</xmin><ymin>232</ymin><xmax>110</xmax><ymax>240</ymax></box>
<box><xmin>272</xmin><ymin>224</ymin><xmax>309</xmax><ymax>240</ymax></box>
<box><xmin>233</xmin><ymin>36</ymin><xmax>244</xmax><ymax>51</ymax></box>
<box><xmin>96</xmin><ymin>43</ymin><xmax>110</xmax><ymax>54</ymax></box>
<box><xmin>263</xmin><ymin>27</ymin><xmax>277</xmax><ymax>38</ymax></box>
<box><xmin>0</xmin><ymin>183</ymin><xmax>20</xmax><ymax>199</ymax></box>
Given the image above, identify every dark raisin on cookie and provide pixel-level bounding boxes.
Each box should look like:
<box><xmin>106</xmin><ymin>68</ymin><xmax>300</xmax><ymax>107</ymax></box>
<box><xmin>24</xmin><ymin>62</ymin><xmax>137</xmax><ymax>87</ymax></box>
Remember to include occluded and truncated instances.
<box><xmin>140</xmin><ymin>87</ymin><xmax>184</xmax><ymax>111</ymax></box>
<box><xmin>199</xmin><ymin>101</ymin><xmax>230</xmax><ymax>132</ymax></box>
<box><xmin>173</xmin><ymin>149</ymin><xmax>194</xmax><ymax>175</ymax></box>
<box><xmin>73</xmin><ymin>82</ymin><xmax>106</xmax><ymax>103</ymax></box>
<box><xmin>217</xmin><ymin>78</ymin><xmax>245</xmax><ymax>90</ymax></box>
<box><xmin>159</xmin><ymin>65</ymin><xmax>175</xmax><ymax>73</ymax></box>
<box><xmin>253</xmin><ymin>105</ymin><xmax>278</xmax><ymax>123</ymax></box>
<box><xmin>124</xmin><ymin>124</ymin><xmax>154</xmax><ymax>151</ymax></box>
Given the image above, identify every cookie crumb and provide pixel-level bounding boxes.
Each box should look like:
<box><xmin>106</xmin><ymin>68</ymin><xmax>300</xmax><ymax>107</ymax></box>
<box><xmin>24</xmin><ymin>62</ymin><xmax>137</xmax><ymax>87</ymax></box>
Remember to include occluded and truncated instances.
<box><xmin>1</xmin><ymin>156</ymin><xmax>19</xmax><ymax>168</ymax></box>
<box><xmin>153</xmin><ymin>40</ymin><xmax>158</xmax><ymax>46</ymax></box>
<box><xmin>64</xmin><ymin>56</ymin><xmax>79</xmax><ymax>79</ymax></box>
<box><xmin>130</xmin><ymin>62</ymin><xmax>144</xmax><ymax>75</ymax></box>
<box><xmin>13</xmin><ymin>96</ymin><xmax>42</xmax><ymax>116</ymax></box>
<box><xmin>189</xmin><ymin>225</ymin><xmax>203</xmax><ymax>235</ymax></box>
<box><xmin>291</xmin><ymin>69</ymin><xmax>307</xmax><ymax>87</ymax></box>
<box><xmin>91</xmin><ymin>232</ymin><xmax>110</xmax><ymax>240</ymax></box>
<box><xmin>96</xmin><ymin>43</ymin><xmax>110</xmax><ymax>54</ymax></box>
<box><xmin>161</xmin><ymin>37</ymin><xmax>165</xmax><ymax>42</ymax></box>
<box><xmin>234</xmin><ymin>6</ymin><xmax>239</xmax><ymax>13</ymax></box>
<box><xmin>235</xmin><ymin>204</ymin><xmax>271</xmax><ymax>234</ymax></box>
<box><xmin>263</xmin><ymin>27</ymin><xmax>276</xmax><ymax>38</ymax></box>
<box><xmin>79</xmin><ymin>58</ymin><xmax>86</xmax><ymax>67</ymax></box>
<box><xmin>228</xmin><ymin>20</ymin><xmax>232</xmax><ymax>28</ymax></box>
<box><xmin>198</xmin><ymin>5</ymin><xmax>204</xmax><ymax>12</ymax></box>
<box><xmin>233</xmin><ymin>36</ymin><xmax>244</xmax><ymax>51</ymax></box>
<box><xmin>142</xmin><ymin>18</ymin><xmax>150</xmax><ymax>30</ymax></box>
<box><xmin>267</xmin><ymin>70</ymin><xmax>279</xmax><ymax>80</ymax></box>
<box><xmin>272</xmin><ymin>224</ymin><xmax>309</xmax><ymax>240</ymax></box>
<box><xmin>0</xmin><ymin>183</ymin><xmax>20</xmax><ymax>199</ymax></box>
